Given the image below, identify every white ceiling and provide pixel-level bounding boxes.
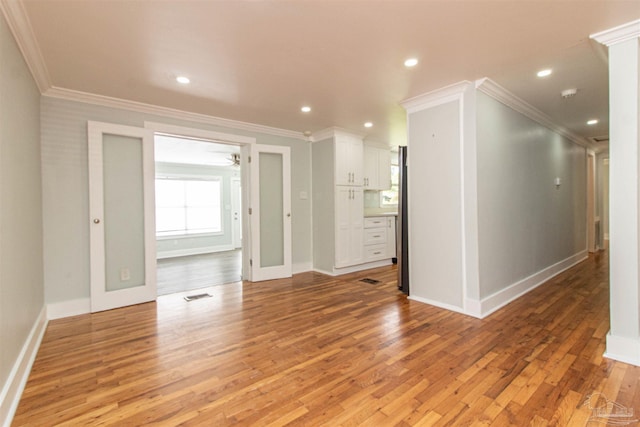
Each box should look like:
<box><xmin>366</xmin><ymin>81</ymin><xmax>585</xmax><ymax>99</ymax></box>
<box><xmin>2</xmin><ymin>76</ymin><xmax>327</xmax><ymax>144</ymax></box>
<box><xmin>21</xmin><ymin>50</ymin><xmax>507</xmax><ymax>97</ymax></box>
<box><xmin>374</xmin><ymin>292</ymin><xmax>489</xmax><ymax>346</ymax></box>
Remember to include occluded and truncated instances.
<box><xmin>7</xmin><ymin>1</ymin><xmax>640</xmax><ymax>150</ymax></box>
<box><xmin>155</xmin><ymin>135</ymin><xmax>240</xmax><ymax>167</ymax></box>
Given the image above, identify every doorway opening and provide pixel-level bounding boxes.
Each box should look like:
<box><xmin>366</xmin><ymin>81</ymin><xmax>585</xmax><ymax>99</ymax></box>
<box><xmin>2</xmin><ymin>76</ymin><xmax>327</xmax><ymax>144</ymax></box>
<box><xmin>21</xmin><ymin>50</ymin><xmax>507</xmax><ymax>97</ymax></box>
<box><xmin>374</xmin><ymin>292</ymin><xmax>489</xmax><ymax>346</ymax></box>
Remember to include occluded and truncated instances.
<box><xmin>154</xmin><ymin>133</ymin><xmax>243</xmax><ymax>296</ymax></box>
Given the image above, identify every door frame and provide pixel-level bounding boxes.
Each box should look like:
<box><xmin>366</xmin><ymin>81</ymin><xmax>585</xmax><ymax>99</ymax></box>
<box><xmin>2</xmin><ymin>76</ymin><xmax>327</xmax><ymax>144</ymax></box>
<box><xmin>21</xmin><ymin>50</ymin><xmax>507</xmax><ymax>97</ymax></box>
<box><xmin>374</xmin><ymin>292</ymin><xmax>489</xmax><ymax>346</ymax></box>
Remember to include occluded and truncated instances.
<box><xmin>231</xmin><ymin>177</ymin><xmax>242</xmax><ymax>249</ymax></box>
<box><xmin>587</xmin><ymin>152</ymin><xmax>596</xmax><ymax>252</ymax></box>
<box><xmin>144</xmin><ymin>122</ymin><xmax>259</xmax><ymax>280</ymax></box>
<box><xmin>88</xmin><ymin>121</ymin><xmax>157</xmax><ymax>312</ymax></box>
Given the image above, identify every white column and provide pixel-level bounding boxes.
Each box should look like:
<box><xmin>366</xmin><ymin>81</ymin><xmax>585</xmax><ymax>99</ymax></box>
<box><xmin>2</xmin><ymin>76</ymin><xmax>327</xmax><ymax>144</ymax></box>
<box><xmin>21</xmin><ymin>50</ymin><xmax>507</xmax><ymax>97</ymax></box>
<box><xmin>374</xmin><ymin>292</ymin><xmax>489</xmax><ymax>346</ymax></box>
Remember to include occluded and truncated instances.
<box><xmin>592</xmin><ymin>20</ymin><xmax>640</xmax><ymax>366</ymax></box>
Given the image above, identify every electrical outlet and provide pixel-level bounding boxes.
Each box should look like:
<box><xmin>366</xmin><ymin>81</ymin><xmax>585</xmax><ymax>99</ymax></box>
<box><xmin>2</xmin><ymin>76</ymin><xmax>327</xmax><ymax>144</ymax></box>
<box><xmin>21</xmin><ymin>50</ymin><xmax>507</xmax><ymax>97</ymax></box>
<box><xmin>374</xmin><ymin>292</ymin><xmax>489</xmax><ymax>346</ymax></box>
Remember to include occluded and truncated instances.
<box><xmin>120</xmin><ymin>267</ymin><xmax>130</xmax><ymax>281</ymax></box>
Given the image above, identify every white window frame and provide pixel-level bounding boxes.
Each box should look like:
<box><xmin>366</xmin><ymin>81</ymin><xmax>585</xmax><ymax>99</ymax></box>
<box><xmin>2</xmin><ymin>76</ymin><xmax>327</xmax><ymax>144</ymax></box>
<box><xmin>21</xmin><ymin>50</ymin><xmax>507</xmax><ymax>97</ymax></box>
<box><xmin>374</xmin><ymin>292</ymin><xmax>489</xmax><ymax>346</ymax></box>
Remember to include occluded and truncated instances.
<box><xmin>155</xmin><ymin>174</ymin><xmax>224</xmax><ymax>238</ymax></box>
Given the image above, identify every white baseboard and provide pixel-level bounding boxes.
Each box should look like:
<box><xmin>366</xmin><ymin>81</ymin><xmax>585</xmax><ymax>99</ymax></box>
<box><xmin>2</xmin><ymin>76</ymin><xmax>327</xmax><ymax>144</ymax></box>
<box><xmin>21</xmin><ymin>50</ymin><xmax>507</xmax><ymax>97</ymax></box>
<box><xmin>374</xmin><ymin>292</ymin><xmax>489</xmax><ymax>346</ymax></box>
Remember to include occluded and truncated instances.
<box><xmin>477</xmin><ymin>250</ymin><xmax>588</xmax><ymax>318</ymax></box>
<box><xmin>0</xmin><ymin>307</ymin><xmax>48</xmax><ymax>427</ymax></box>
<box><xmin>314</xmin><ymin>259</ymin><xmax>393</xmax><ymax>277</ymax></box>
<box><xmin>47</xmin><ymin>298</ymin><xmax>90</xmax><ymax>320</ymax></box>
<box><xmin>605</xmin><ymin>333</ymin><xmax>640</xmax><ymax>366</ymax></box>
<box><xmin>463</xmin><ymin>298</ymin><xmax>483</xmax><ymax>318</ymax></box>
<box><xmin>408</xmin><ymin>295</ymin><xmax>467</xmax><ymax>315</ymax></box>
<box><xmin>292</xmin><ymin>262</ymin><xmax>312</xmax><ymax>274</ymax></box>
<box><xmin>312</xmin><ymin>267</ymin><xmax>335</xmax><ymax>276</ymax></box>
<box><xmin>157</xmin><ymin>244</ymin><xmax>235</xmax><ymax>260</ymax></box>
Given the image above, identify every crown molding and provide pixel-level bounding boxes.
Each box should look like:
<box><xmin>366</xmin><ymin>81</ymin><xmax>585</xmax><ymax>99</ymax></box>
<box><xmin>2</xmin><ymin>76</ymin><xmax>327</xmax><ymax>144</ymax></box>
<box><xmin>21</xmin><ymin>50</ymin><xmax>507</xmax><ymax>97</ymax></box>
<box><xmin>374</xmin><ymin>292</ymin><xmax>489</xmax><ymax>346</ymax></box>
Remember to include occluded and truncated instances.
<box><xmin>590</xmin><ymin>19</ymin><xmax>640</xmax><ymax>47</ymax></box>
<box><xmin>475</xmin><ymin>78</ymin><xmax>591</xmax><ymax>148</ymax></box>
<box><xmin>400</xmin><ymin>81</ymin><xmax>473</xmax><ymax>114</ymax></box>
<box><xmin>44</xmin><ymin>86</ymin><xmax>308</xmax><ymax>141</ymax></box>
<box><xmin>0</xmin><ymin>0</ymin><xmax>51</xmax><ymax>92</ymax></box>
<box><xmin>310</xmin><ymin>127</ymin><xmax>365</xmax><ymax>143</ymax></box>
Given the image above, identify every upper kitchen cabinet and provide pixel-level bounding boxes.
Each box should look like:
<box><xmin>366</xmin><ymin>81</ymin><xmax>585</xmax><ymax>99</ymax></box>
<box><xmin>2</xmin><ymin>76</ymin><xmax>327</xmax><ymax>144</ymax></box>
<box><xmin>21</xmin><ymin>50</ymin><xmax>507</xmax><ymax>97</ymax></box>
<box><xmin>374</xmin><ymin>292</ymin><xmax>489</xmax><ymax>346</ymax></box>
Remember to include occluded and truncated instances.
<box><xmin>335</xmin><ymin>133</ymin><xmax>363</xmax><ymax>186</ymax></box>
<box><xmin>363</xmin><ymin>146</ymin><xmax>391</xmax><ymax>190</ymax></box>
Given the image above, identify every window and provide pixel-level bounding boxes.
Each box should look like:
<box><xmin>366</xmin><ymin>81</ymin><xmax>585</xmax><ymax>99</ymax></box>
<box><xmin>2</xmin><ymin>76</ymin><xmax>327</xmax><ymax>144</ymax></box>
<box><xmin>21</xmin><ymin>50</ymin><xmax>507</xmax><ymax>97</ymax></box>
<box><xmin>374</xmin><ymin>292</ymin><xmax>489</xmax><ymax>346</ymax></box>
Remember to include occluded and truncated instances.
<box><xmin>381</xmin><ymin>163</ymin><xmax>399</xmax><ymax>206</ymax></box>
<box><xmin>155</xmin><ymin>177</ymin><xmax>222</xmax><ymax>236</ymax></box>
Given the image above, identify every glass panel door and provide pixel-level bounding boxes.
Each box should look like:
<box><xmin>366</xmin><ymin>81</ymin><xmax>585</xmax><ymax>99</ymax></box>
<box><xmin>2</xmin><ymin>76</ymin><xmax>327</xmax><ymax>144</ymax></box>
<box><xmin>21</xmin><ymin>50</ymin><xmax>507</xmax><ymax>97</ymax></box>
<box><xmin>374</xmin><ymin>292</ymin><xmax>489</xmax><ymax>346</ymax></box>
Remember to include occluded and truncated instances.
<box><xmin>103</xmin><ymin>134</ymin><xmax>146</xmax><ymax>292</ymax></box>
<box><xmin>250</xmin><ymin>144</ymin><xmax>291</xmax><ymax>281</ymax></box>
<box><xmin>88</xmin><ymin>122</ymin><xmax>156</xmax><ymax>312</ymax></box>
<box><xmin>259</xmin><ymin>152</ymin><xmax>284</xmax><ymax>267</ymax></box>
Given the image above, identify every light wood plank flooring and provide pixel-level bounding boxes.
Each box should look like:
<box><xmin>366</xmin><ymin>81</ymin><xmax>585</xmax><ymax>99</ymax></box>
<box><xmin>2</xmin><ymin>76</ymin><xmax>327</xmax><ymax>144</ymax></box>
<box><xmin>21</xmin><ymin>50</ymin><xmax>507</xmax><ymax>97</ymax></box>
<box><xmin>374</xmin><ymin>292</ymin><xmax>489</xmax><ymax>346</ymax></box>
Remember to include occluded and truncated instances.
<box><xmin>13</xmin><ymin>251</ymin><xmax>640</xmax><ymax>425</ymax></box>
<box><xmin>156</xmin><ymin>250</ymin><xmax>242</xmax><ymax>296</ymax></box>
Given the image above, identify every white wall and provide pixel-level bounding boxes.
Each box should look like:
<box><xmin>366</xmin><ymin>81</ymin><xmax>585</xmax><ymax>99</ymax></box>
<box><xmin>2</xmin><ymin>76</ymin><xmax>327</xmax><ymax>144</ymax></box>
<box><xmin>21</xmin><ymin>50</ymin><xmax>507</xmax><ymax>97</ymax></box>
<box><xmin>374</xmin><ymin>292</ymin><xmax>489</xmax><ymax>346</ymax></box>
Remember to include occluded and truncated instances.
<box><xmin>476</xmin><ymin>92</ymin><xmax>587</xmax><ymax>299</ymax></box>
<box><xmin>311</xmin><ymin>138</ymin><xmax>336</xmax><ymax>273</ymax></box>
<box><xmin>0</xmin><ymin>12</ymin><xmax>45</xmax><ymax>422</ymax></box>
<box><xmin>40</xmin><ymin>97</ymin><xmax>311</xmax><ymax>305</ymax></box>
<box><xmin>407</xmin><ymin>100</ymin><xmax>464</xmax><ymax>309</ymax></box>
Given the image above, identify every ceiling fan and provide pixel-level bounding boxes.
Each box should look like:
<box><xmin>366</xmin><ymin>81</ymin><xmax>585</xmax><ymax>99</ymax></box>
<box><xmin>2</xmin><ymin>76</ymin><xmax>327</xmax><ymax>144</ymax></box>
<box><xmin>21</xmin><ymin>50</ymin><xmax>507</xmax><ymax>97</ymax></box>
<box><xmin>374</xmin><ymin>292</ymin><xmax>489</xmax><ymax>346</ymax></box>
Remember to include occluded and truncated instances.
<box><xmin>228</xmin><ymin>153</ymin><xmax>240</xmax><ymax>167</ymax></box>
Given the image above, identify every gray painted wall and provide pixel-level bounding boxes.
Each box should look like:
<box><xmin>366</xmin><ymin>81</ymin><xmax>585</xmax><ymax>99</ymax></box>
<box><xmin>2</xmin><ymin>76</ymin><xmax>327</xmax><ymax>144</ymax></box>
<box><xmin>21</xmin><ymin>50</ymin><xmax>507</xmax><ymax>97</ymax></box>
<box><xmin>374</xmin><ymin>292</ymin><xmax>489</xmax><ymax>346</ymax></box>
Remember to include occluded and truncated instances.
<box><xmin>155</xmin><ymin>162</ymin><xmax>240</xmax><ymax>258</ymax></box>
<box><xmin>0</xmin><ymin>13</ymin><xmax>44</xmax><ymax>396</ymax></box>
<box><xmin>40</xmin><ymin>97</ymin><xmax>311</xmax><ymax>304</ymax></box>
<box><xmin>311</xmin><ymin>139</ymin><xmax>336</xmax><ymax>272</ymax></box>
<box><xmin>407</xmin><ymin>101</ymin><xmax>464</xmax><ymax>308</ymax></box>
<box><xmin>476</xmin><ymin>92</ymin><xmax>587</xmax><ymax>299</ymax></box>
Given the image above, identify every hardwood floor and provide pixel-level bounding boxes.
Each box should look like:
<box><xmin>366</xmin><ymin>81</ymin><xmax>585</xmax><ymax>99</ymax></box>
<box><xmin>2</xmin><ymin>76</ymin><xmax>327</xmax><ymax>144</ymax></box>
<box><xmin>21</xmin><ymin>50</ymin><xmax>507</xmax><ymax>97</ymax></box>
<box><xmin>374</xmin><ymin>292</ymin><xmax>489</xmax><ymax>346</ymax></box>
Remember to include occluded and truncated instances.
<box><xmin>13</xmin><ymin>252</ymin><xmax>640</xmax><ymax>426</ymax></box>
<box><xmin>156</xmin><ymin>250</ymin><xmax>242</xmax><ymax>296</ymax></box>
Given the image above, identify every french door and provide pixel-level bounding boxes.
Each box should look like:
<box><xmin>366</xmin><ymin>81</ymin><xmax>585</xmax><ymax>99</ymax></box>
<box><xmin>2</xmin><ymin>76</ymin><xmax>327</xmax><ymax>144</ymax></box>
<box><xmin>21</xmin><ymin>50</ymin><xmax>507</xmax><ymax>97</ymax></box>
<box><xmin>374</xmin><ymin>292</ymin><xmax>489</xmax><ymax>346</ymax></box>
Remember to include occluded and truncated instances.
<box><xmin>249</xmin><ymin>144</ymin><xmax>292</xmax><ymax>281</ymax></box>
<box><xmin>88</xmin><ymin>121</ymin><xmax>157</xmax><ymax>312</ymax></box>
<box><xmin>88</xmin><ymin>121</ymin><xmax>292</xmax><ymax>311</ymax></box>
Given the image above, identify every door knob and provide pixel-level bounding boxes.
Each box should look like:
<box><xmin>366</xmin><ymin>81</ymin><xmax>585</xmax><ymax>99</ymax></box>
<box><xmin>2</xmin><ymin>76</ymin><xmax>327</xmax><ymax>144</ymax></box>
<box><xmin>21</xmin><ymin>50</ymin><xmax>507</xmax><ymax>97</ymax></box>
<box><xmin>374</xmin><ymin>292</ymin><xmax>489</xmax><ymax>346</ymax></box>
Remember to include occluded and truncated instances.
<box><xmin>93</xmin><ymin>218</ymin><xmax>100</xmax><ymax>224</ymax></box>
<box><xmin>287</xmin><ymin>213</ymin><xmax>291</xmax><ymax>217</ymax></box>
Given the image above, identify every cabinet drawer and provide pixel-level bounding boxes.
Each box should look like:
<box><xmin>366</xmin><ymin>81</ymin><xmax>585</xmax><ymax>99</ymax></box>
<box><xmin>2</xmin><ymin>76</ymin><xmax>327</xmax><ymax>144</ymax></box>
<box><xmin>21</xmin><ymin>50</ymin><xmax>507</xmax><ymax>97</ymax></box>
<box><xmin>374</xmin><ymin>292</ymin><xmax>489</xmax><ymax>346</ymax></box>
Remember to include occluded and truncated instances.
<box><xmin>364</xmin><ymin>227</ymin><xmax>386</xmax><ymax>245</ymax></box>
<box><xmin>364</xmin><ymin>217</ymin><xmax>386</xmax><ymax>228</ymax></box>
<box><xmin>365</xmin><ymin>244</ymin><xmax>387</xmax><ymax>261</ymax></box>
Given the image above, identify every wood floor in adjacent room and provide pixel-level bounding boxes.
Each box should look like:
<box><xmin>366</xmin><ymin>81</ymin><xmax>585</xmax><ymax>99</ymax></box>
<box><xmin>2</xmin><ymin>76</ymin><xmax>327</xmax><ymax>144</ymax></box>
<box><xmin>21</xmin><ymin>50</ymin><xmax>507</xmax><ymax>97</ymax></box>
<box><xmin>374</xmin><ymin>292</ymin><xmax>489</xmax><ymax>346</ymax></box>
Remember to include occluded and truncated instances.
<box><xmin>13</xmin><ymin>252</ymin><xmax>640</xmax><ymax>426</ymax></box>
<box><xmin>156</xmin><ymin>249</ymin><xmax>242</xmax><ymax>296</ymax></box>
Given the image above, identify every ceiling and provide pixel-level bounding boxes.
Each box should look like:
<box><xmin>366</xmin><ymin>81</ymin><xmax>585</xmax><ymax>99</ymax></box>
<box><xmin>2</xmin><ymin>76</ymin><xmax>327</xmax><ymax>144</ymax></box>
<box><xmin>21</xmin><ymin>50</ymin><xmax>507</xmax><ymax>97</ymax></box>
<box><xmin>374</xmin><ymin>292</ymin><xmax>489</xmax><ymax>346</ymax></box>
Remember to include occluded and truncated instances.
<box><xmin>155</xmin><ymin>135</ymin><xmax>240</xmax><ymax>167</ymax></box>
<box><xmin>6</xmin><ymin>1</ymin><xmax>640</xmax><ymax>150</ymax></box>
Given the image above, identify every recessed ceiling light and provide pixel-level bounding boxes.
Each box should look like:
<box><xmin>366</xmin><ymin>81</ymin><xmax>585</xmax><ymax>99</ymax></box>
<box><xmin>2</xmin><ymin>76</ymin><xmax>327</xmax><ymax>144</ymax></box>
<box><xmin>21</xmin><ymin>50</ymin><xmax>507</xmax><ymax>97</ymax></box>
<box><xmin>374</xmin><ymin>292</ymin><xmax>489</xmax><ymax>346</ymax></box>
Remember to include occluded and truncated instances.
<box><xmin>364</xmin><ymin>122</ymin><xmax>373</xmax><ymax>128</ymax></box>
<box><xmin>176</xmin><ymin>76</ymin><xmax>190</xmax><ymax>84</ymax></box>
<box><xmin>301</xmin><ymin>106</ymin><xmax>311</xmax><ymax>113</ymax></box>
<box><xmin>404</xmin><ymin>58</ymin><xmax>418</xmax><ymax>68</ymax></box>
<box><xmin>537</xmin><ymin>69</ymin><xmax>552</xmax><ymax>78</ymax></box>
<box><xmin>587</xmin><ymin>119</ymin><xmax>599</xmax><ymax>125</ymax></box>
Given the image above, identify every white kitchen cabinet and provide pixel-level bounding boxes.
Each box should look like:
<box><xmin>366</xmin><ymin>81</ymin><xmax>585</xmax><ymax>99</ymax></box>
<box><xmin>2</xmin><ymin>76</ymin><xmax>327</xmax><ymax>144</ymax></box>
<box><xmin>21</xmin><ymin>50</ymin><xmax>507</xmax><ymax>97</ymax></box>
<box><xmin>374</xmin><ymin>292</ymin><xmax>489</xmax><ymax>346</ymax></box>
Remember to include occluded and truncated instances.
<box><xmin>335</xmin><ymin>134</ymin><xmax>363</xmax><ymax>186</ymax></box>
<box><xmin>335</xmin><ymin>187</ymin><xmax>364</xmax><ymax>268</ymax></box>
<box><xmin>363</xmin><ymin>215</ymin><xmax>396</xmax><ymax>262</ymax></box>
<box><xmin>363</xmin><ymin>146</ymin><xmax>391</xmax><ymax>190</ymax></box>
<box><xmin>385</xmin><ymin>216</ymin><xmax>396</xmax><ymax>259</ymax></box>
<box><xmin>311</xmin><ymin>129</ymin><xmax>366</xmax><ymax>273</ymax></box>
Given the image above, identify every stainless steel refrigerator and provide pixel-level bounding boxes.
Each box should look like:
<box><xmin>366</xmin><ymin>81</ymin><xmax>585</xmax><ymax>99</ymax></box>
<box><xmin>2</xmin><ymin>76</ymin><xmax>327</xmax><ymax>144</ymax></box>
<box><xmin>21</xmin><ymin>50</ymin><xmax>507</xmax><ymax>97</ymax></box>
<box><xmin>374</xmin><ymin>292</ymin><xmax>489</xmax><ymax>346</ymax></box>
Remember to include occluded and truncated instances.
<box><xmin>397</xmin><ymin>146</ymin><xmax>409</xmax><ymax>295</ymax></box>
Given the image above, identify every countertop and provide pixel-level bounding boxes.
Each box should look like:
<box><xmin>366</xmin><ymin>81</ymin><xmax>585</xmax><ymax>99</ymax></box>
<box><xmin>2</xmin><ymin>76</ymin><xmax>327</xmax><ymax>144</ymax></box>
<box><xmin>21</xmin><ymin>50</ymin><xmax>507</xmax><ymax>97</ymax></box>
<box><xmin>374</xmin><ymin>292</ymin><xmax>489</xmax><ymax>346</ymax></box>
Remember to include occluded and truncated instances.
<box><xmin>364</xmin><ymin>209</ymin><xmax>398</xmax><ymax>218</ymax></box>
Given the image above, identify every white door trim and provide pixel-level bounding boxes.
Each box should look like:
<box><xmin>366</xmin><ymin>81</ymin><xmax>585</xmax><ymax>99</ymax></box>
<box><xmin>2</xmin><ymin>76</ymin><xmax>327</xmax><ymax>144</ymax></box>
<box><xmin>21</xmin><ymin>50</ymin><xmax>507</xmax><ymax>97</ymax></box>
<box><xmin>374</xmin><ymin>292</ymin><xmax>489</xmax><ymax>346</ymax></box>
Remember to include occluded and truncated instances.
<box><xmin>231</xmin><ymin>177</ymin><xmax>242</xmax><ymax>249</ymax></box>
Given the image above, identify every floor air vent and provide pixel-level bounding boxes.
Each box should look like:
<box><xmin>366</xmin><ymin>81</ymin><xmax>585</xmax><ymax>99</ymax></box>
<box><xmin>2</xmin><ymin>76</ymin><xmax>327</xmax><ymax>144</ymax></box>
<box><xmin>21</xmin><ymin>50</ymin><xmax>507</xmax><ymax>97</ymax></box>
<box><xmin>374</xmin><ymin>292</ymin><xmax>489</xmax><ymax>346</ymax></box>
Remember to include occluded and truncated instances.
<box><xmin>360</xmin><ymin>278</ymin><xmax>381</xmax><ymax>285</ymax></box>
<box><xmin>184</xmin><ymin>293</ymin><xmax>212</xmax><ymax>301</ymax></box>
